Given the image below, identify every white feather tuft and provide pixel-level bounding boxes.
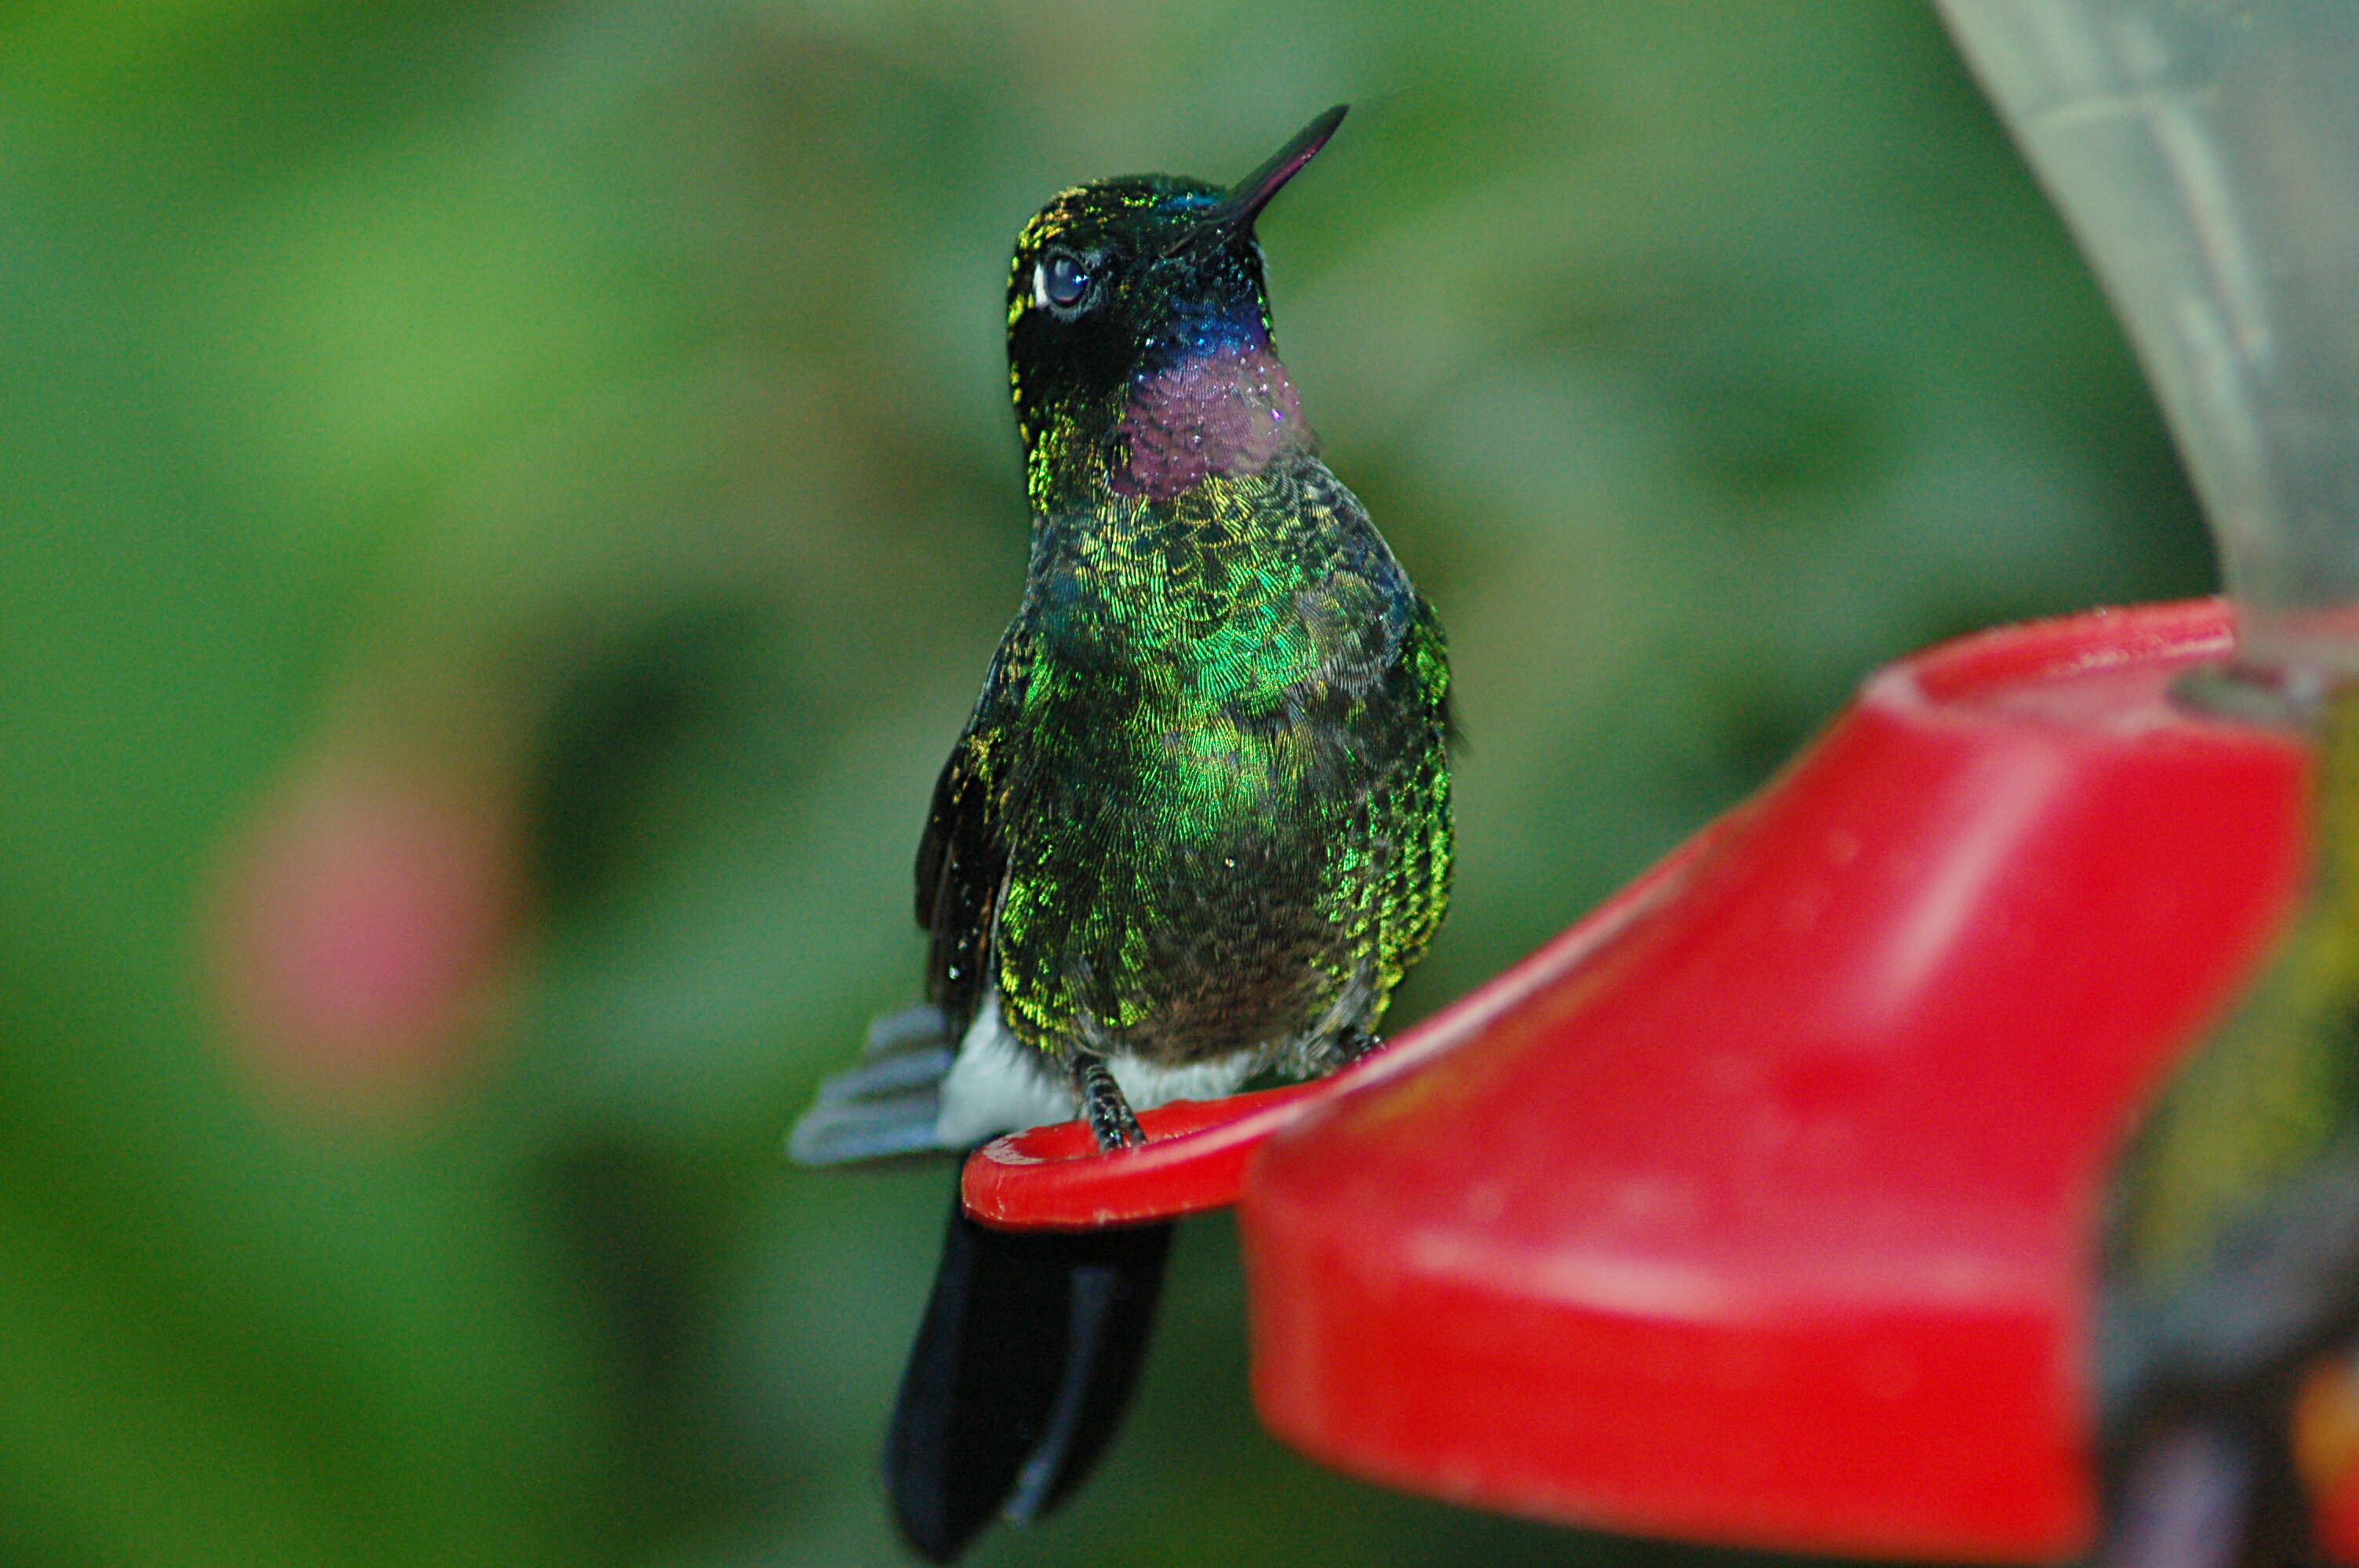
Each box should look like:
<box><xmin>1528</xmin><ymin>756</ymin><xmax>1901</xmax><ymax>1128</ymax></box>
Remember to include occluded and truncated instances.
<box><xmin>933</xmin><ymin>995</ymin><xmax>1073</xmax><ymax>1148</ymax></box>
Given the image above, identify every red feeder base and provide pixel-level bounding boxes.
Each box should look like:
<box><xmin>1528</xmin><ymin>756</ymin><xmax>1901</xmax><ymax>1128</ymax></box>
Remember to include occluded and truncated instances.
<box><xmin>1241</xmin><ymin>600</ymin><xmax>2314</xmax><ymax>1561</ymax></box>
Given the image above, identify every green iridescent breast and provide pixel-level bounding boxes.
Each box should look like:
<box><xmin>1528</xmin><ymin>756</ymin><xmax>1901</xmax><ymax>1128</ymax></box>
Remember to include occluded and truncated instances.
<box><xmin>945</xmin><ymin>451</ymin><xmax>1449</xmax><ymax>1069</ymax></box>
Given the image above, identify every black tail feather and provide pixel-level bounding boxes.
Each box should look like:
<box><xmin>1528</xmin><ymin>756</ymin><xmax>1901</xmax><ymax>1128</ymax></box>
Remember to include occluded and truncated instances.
<box><xmin>885</xmin><ymin>1185</ymin><xmax>1174</xmax><ymax>1562</ymax></box>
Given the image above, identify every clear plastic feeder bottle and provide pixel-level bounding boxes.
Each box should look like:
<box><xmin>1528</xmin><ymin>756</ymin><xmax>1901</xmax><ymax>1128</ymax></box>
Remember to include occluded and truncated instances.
<box><xmin>1938</xmin><ymin>0</ymin><xmax>2359</xmax><ymax>672</ymax></box>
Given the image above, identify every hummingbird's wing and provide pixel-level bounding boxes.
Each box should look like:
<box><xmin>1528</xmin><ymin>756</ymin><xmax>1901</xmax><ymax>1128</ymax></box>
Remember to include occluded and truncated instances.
<box><xmin>919</xmin><ymin>620</ymin><xmax>1031</xmax><ymax>1033</ymax></box>
<box><xmin>916</xmin><ymin>725</ymin><xmax>1007</xmax><ymax>1038</ymax></box>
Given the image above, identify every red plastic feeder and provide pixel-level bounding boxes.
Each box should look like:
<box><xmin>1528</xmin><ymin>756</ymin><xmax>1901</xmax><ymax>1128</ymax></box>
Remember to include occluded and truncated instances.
<box><xmin>1241</xmin><ymin>598</ymin><xmax>2310</xmax><ymax>1560</ymax></box>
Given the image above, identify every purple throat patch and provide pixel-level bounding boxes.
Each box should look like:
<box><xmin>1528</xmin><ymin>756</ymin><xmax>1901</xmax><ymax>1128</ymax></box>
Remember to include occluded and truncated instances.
<box><xmin>1114</xmin><ymin>344</ymin><xmax>1303</xmax><ymax>502</ymax></box>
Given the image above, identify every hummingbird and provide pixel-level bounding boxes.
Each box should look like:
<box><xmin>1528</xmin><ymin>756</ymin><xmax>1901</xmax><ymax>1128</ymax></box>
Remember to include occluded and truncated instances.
<box><xmin>788</xmin><ymin>104</ymin><xmax>1453</xmax><ymax>1560</ymax></box>
<box><xmin>2094</xmin><ymin>684</ymin><xmax>2359</xmax><ymax>1568</ymax></box>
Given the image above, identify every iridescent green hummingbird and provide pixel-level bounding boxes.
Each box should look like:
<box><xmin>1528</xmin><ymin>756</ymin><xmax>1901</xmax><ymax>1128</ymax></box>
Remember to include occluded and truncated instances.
<box><xmin>788</xmin><ymin>105</ymin><xmax>1452</xmax><ymax>1559</ymax></box>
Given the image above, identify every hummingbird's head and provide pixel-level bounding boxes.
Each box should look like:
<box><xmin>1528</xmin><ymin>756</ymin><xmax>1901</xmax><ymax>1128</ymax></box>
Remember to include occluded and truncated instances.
<box><xmin>1005</xmin><ymin>106</ymin><xmax>1345</xmax><ymax>508</ymax></box>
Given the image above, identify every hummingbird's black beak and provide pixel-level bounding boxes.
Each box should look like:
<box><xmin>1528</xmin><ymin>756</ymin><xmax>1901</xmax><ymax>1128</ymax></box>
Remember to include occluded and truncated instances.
<box><xmin>1177</xmin><ymin>104</ymin><xmax>1347</xmax><ymax>252</ymax></box>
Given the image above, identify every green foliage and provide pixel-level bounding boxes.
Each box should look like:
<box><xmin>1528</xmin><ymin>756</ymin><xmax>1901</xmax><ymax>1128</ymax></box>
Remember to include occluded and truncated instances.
<box><xmin>0</xmin><ymin>2</ymin><xmax>2206</xmax><ymax>1563</ymax></box>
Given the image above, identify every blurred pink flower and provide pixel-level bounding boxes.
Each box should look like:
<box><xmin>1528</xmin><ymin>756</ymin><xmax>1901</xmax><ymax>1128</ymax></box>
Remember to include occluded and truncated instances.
<box><xmin>210</xmin><ymin>754</ymin><xmax>525</xmax><ymax>1120</ymax></box>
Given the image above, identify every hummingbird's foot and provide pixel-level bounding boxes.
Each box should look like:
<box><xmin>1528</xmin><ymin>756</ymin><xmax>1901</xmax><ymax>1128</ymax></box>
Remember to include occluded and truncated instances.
<box><xmin>1335</xmin><ymin>1027</ymin><xmax>1383</xmax><ymax>1065</ymax></box>
<box><xmin>1073</xmin><ymin>1057</ymin><xmax>1145</xmax><ymax>1151</ymax></box>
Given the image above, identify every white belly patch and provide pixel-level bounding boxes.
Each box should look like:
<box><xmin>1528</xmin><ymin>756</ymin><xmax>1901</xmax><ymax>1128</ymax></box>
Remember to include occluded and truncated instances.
<box><xmin>932</xmin><ymin>992</ymin><xmax>1263</xmax><ymax>1147</ymax></box>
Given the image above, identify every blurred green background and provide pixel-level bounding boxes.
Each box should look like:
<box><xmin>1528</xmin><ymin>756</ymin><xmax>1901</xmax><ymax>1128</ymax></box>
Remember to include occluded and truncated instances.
<box><xmin>0</xmin><ymin>2</ymin><xmax>2210</xmax><ymax>1564</ymax></box>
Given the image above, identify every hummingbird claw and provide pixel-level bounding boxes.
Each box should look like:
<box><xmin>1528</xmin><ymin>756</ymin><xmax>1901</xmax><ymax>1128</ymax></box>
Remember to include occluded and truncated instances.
<box><xmin>1073</xmin><ymin>1057</ymin><xmax>1145</xmax><ymax>1151</ymax></box>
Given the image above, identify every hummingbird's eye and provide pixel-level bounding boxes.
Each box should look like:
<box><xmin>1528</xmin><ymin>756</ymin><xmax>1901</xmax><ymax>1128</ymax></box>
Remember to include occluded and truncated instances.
<box><xmin>1034</xmin><ymin>251</ymin><xmax>1094</xmax><ymax>314</ymax></box>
